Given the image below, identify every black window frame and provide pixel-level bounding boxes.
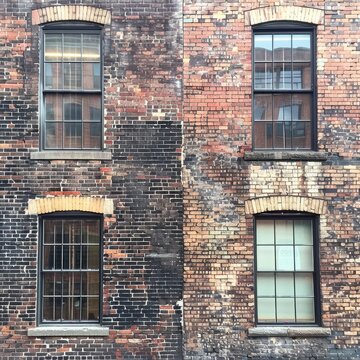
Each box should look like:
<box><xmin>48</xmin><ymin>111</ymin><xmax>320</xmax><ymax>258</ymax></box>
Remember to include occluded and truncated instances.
<box><xmin>40</xmin><ymin>22</ymin><xmax>104</xmax><ymax>151</ymax></box>
<box><xmin>254</xmin><ymin>213</ymin><xmax>321</xmax><ymax>326</ymax></box>
<box><xmin>38</xmin><ymin>212</ymin><xmax>103</xmax><ymax>325</ymax></box>
<box><xmin>252</xmin><ymin>22</ymin><xmax>317</xmax><ymax>151</ymax></box>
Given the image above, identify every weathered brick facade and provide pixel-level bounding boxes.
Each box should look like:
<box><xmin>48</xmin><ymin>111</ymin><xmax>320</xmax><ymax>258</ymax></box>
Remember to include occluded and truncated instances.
<box><xmin>0</xmin><ymin>0</ymin><xmax>359</xmax><ymax>359</ymax></box>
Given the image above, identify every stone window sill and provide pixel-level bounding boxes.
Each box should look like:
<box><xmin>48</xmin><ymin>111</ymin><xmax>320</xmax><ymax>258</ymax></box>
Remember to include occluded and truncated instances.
<box><xmin>248</xmin><ymin>326</ymin><xmax>331</xmax><ymax>338</ymax></box>
<box><xmin>244</xmin><ymin>151</ymin><xmax>328</xmax><ymax>162</ymax></box>
<box><xmin>27</xmin><ymin>325</ymin><xmax>109</xmax><ymax>337</ymax></box>
<box><xmin>30</xmin><ymin>151</ymin><xmax>112</xmax><ymax>161</ymax></box>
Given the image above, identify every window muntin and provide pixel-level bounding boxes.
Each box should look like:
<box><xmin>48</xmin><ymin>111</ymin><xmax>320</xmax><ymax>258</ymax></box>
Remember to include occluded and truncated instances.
<box><xmin>253</xmin><ymin>28</ymin><xmax>314</xmax><ymax>150</ymax></box>
<box><xmin>40</xmin><ymin>217</ymin><xmax>101</xmax><ymax>323</ymax></box>
<box><xmin>42</xmin><ymin>28</ymin><xmax>102</xmax><ymax>150</ymax></box>
<box><xmin>255</xmin><ymin>216</ymin><xmax>318</xmax><ymax>324</ymax></box>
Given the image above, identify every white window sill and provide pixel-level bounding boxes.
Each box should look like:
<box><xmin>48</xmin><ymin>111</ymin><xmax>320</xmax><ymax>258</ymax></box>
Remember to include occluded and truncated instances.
<box><xmin>27</xmin><ymin>325</ymin><xmax>109</xmax><ymax>337</ymax></box>
<box><xmin>30</xmin><ymin>151</ymin><xmax>112</xmax><ymax>161</ymax></box>
<box><xmin>248</xmin><ymin>326</ymin><xmax>331</xmax><ymax>337</ymax></box>
<box><xmin>244</xmin><ymin>151</ymin><xmax>328</xmax><ymax>161</ymax></box>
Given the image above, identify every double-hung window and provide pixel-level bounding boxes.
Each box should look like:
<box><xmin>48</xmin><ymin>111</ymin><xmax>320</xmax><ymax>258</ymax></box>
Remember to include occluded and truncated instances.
<box><xmin>253</xmin><ymin>23</ymin><xmax>315</xmax><ymax>150</ymax></box>
<box><xmin>42</xmin><ymin>24</ymin><xmax>102</xmax><ymax>150</ymax></box>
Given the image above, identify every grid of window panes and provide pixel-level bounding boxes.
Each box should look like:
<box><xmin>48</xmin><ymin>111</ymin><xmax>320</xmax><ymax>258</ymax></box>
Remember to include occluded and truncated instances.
<box><xmin>253</xmin><ymin>32</ymin><xmax>313</xmax><ymax>149</ymax></box>
<box><xmin>43</xmin><ymin>32</ymin><xmax>101</xmax><ymax>149</ymax></box>
<box><xmin>256</xmin><ymin>218</ymin><xmax>315</xmax><ymax>324</ymax></box>
<box><xmin>41</xmin><ymin>219</ymin><xmax>100</xmax><ymax>323</ymax></box>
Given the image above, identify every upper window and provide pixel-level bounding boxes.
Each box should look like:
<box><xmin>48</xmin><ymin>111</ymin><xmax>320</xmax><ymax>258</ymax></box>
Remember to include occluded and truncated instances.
<box><xmin>42</xmin><ymin>24</ymin><xmax>102</xmax><ymax>150</ymax></box>
<box><xmin>40</xmin><ymin>215</ymin><xmax>101</xmax><ymax>323</ymax></box>
<box><xmin>255</xmin><ymin>215</ymin><xmax>320</xmax><ymax>325</ymax></box>
<box><xmin>253</xmin><ymin>23</ymin><xmax>315</xmax><ymax>150</ymax></box>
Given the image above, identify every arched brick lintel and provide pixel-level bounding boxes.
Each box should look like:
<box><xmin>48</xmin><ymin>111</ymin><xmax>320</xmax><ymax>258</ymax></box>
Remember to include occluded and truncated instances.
<box><xmin>32</xmin><ymin>5</ymin><xmax>111</xmax><ymax>26</ymax></box>
<box><xmin>244</xmin><ymin>196</ymin><xmax>327</xmax><ymax>215</ymax></box>
<box><xmin>245</xmin><ymin>6</ymin><xmax>324</xmax><ymax>26</ymax></box>
<box><xmin>27</xmin><ymin>196</ymin><xmax>114</xmax><ymax>215</ymax></box>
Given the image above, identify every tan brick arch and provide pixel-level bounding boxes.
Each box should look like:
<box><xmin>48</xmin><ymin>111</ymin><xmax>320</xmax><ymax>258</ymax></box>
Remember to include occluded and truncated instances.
<box><xmin>245</xmin><ymin>6</ymin><xmax>324</xmax><ymax>26</ymax></box>
<box><xmin>27</xmin><ymin>196</ymin><xmax>114</xmax><ymax>215</ymax></box>
<box><xmin>32</xmin><ymin>5</ymin><xmax>111</xmax><ymax>26</ymax></box>
<box><xmin>244</xmin><ymin>196</ymin><xmax>327</xmax><ymax>215</ymax></box>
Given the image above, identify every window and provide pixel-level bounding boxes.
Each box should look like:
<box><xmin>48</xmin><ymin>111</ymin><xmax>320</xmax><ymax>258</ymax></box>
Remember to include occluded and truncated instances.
<box><xmin>42</xmin><ymin>24</ymin><xmax>102</xmax><ymax>150</ymax></box>
<box><xmin>40</xmin><ymin>216</ymin><xmax>101</xmax><ymax>323</ymax></box>
<box><xmin>255</xmin><ymin>215</ymin><xmax>319</xmax><ymax>324</ymax></box>
<box><xmin>253</xmin><ymin>24</ymin><xmax>315</xmax><ymax>150</ymax></box>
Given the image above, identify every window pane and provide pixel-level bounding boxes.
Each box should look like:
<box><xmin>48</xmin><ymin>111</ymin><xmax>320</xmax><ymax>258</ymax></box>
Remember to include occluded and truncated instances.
<box><xmin>63</xmin><ymin>273</ymin><xmax>81</xmax><ymax>296</ymax></box>
<box><xmin>276</xmin><ymin>273</ymin><xmax>294</xmax><ymax>297</ymax></box>
<box><xmin>254</xmin><ymin>63</ymin><xmax>272</xmax><ymax>89</ymax></box>
<box><xmin>82</xmin><ymin>220</ymin><xmax>100</xmax><ymax>243</ymax></box>
<box><xmin>43</xmin><ymin>273</ymin><xmax>54</xmax><ymax>296</ymax></box>
<box><xmin>293</xmin><ymin>34</ymin><xmax>311</xmax><ymax>62</ymax></box>
<box><xmin>295</xmin><ymin>274</ymin><xmax>314</xmax><ymax>297</ymax></box>
<box><xmin>273</xmin><ymin>62</ymin><xmax>292</xmax><ymax>89</ymax></box>
<box><xmin>82</xmin><ymin>297</ymin><xmax>99</xmax><ymax>321</ymax></box>
<box><xmin>43</xmin><ymin>246</ymin><xmax>54</xmax><ymax>270</ymax></box>
<box><xmin>45</xmin><ymin>63</ymin><xmax>63</xmax><ymax>89</ymax></box>
<box><xmin>82</xmin><ymin>272</ymin><xmax>100</xmax><ymax>295</ymax></box>
<box><xmin>63</xmin><ymin>297</ymin><xmax>81</xmax><ymax>321</ymax></box>
<box><xmin>292</xmin><ymin>94</ymin><xmax>311</xmax><ymax>121</ymax></box>
<box><xmin>274</xmin><ymin>121</ymin><xmax>291</xmax><ymax>149</ymax></box>
<box><xmin>293</xmin><ymin>63</ymin><xmax>311</xmax><ymax>89</ymax></box>
<box><xmin>64</xmin><ymin>63</ymin><xmax>82</xmax><ymax>90</ymax></box>
<box><xmin>292</xmin><ymin>122</ymin><xmax>311</xmax><ymax>149</ymax></box>
<box><xmin>45</xmin><ymin>95</ymin><xmax>62</xmax><ymax>121</ymax></box>
<box><xmin>256</xmin><ymin>220</ymin><xmax>274</xmax><ymax>244</ymax></box>
<box><xmin>295</xmin><ymin>246</ymin><xmax>313</xmax><ymax>271</ymax></box>
<box><xmin>64</xmin><ymin>221</ymin><xmax>81</xmax><ymax>244</ymax></box>
<box><xmin>45</xmin><ymin>34</ymin><xmax>62</xmax><ymax>62</ymax></box>
<box><xmin>64</xmin><ymin>96</ymin><xmax>82</xmax><ymax>121</ymax></box>
<box><xmin>274</xmin><ymin>94</ymin><xmax>292</xmax><ymax>121</ymax></box>
<box><xmin>254</xmin><ymin>95</ymin><xmax>272</xmax><ymax>121</ymax></box>
<box><xmin>63</xmin><ymin>245</ymin><xmax>81</xmax><ymax>269</ymax></box>
<box><xmin>257</xmin><ymin>246</ymin><xmax>275</xmax><ymax>271</ymax></box>
<box><xmin>83</xmin><ymin>122</ymin><xmax>101</xmax><ymax>149</ymax></box>
<box><xmin>277</xmin><ymin>298</ymin><xmax>295</xmax><ymax>322</ymax></box>
<box><xmin>257</xmin><ymin>298</ymin><xmax>275</xmax><ymax>323</ymax></box>
<box><xmin>54</xmin><ymin>245</ymin><xmax>62</xmax><ymax>269</ymax></box>
<box><xmin>43</xmin><ymin>297</ymin><xmax>54</xmax><ymax>321</ymax></box>
<box><xmin>83</xmin><ymin>35</ymin><xmax>100</xmax><ymax>61</ymax></box>
<box><xmin>44</xmin><ymin>220</ymin><xmax>55</xmax><ymax>244</ymax></box>
<box><xmin>257</xmin><ymin>273</ymin><xmax>275</xmax><ymax>296</ymax></box>
<box><xmin>63</xmin><ymin>34</ymin><xmax>81</xmax><ymax>61</ymax></box>
<box><xmin>55</xmin><ymin>273</ymin><xmax>62</xmax><ymax>295</ymax></box>
<box><xmin>82</xmin><ymin>245</ymin><xmax>100</xmax><ymax>269</ymax></box>
<box><xmin>83</xmin><ymin>63</ymin><xmax>101</xmax><ymax>90</ymax></box>
<box><xmin>64</xmin><ymin>123</ymin><xmax>82</xmax><ymax>149</ymax></box>
<box><xmin>55</xmin><ymin>297</ymin><xmax>62</xmax><ymax>320</ymax></box>
<box><xmin>275</xmin><ymin>220</ymin><xmax>293</xmax><ymax>244</ymax></box>
<box><xmin>296</xmin><ymin>298</ymin><xmax>315</xmax><ymax>322</ymax></box>
<box><xmin>273</xmin><ymin>34</ymin><xmax>291</xmax><ymax>62</ymax></box>
<box><xmin>294</xmin><ymin>220</ymin><xmax>313</xmax><ymax>245</ymax></box>
<box><xmin>254</xmin><ymin>122</ymin><xmax>273</xmax><ymax>149</ymax></box>
<box><xmin>81</xmin><ymin>96</ymin><xmax>101</xmax><ymax>121</ymax></box>
<box><xmin>254</xmin><ymin>35</ymin><xmax>272</xmax><ymax>62</ymax></box>
<box><xmin>276</xmin><ymin>246</ymin><xmax>294</xmax><ymax>271</ymax></box>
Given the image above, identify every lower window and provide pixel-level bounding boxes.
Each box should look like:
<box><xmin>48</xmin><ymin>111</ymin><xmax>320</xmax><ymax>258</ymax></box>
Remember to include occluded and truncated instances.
<box><xmin>40</xmin><ymin>215</ymin><xmax>101</xmax><ymax>323</ymax></box>
<box><xmin>255</xmin><ymin>215</ymin><xmax>319</xmax><ymax>324</ymax></box>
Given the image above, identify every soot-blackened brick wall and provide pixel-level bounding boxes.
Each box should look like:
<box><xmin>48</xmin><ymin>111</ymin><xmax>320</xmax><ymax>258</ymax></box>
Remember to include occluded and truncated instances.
<box><xmin>0</xmin><ymin>0</ymin><xmax>183</xmax><ymax>359</ymax></box>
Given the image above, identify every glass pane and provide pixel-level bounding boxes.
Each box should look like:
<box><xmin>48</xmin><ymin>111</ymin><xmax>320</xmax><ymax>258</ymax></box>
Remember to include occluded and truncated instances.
<box><xmin>82</xmin><ymin>245</ymin><xmax>99</xmax><ymax>269</ymax></box>
<box><xmin>257</xmin><ymin>273</ymin><xmax>275</xmax><ymax>296</ymax></box>
<box><xmin>274</xmin><ymin>94</ymin><xmax>292</xmax><ymax>121</ymax></box>
<box><xmin>257</xmin><ymin>246</ymin><xmax>275</xmax><ymax>271</ymax></box>
<box><xmin>64</xmin><ymin>221</ymin><xmax>81</xmax><ymax>244</ymax></box>
<box><xmin>254</xmin><ymin>95</ymin><xmax>272</xmax><ymax>121</ymax></box>
<box><xmin>63</xmin><ymin>245</ymin><xmax>81</xmax><ymax>269</ymax></box>
<box><xmin>63</xmin><ymin>297</ymin><xmax>81</xmax><ymax>321</ymax></box>
<box><xmin>275</xmin><ymin>220</ymin><xmax>293</xmax><ymax>244</ymax></box>
<box><xmin>83</xmin><ymin>35</ymin><xmax>100</xmax><ymax>61</ymax></box>
<box><xmin>45</xmin><ymin>63</ymin><xmax>62</xmax><ymax>89</ymax></box>
<box><xmin>43</xmin><ymin>297</ymin><xmax>54</xmax><ymax>321</ymax></box>
<box><xmin>64</xmin><ymin>123</ymin><xmax>82</xmax><ymax>149</ymax></box>
<box><xmin>82</xmin><ymin>272</ymin><xmax>100</xmax><ymax>295</ymax></box>
<box><xmin>292</xmin><ymin>122</ymin><xmax>311</xmax><ymax>149</ymax></box>
<box><xmin>256</xmin><ymin>220</ymin><xmax>274</xmax><ymax>244</ymax></box>
<box><xmin>45</xmin><ymin>34</ymin><xmax>62</xmax><ymax>62</ymax></box>
<box><xmin>254</xmin><ymin>63</ymin><xmax>272</xmax><ymax>89</ymax></box>
<box><xmin>254</xmin><ymin>35</ymin><xmax>272</xmax><ymax>62</ymax></box>
<box><xmin>293</xmin><ymin>34</ymin><xmax>311</xmax><ymax>62</ymax></box>
<box><xmin>254</xmin><ymin>122</ymin><xmax>273</xmax><ymax>149</ymax></box>
<box><xmin>82</xmin><ymin>96</ymin><xmax>101</xmax><ymax>121</ymax></box>
<box><xmin>277</xmin><ymin>298</ymin><xmax>295</xmax><ymax>322</ymax></box>
<box><xmin>54</xmin><ymin>245</ymin><xmax>62</xmax><ymax>269</ymax></box>
<box><xmin>293</xmin><ymin>63</ymin><xmax>311</xmax><ymax>89</ymax></box>
<box><xmin>43</xmin><ymin>273</ymin><xmax>54</xmax><ymax>296</ymax></box>
<box><xmin>45</xmin><ymin>123</ymin><xmax>62</xmax><ymax>150</ymax></box>
<box><xmin>295</xmin><ymin>246</ymin><xmax>313</xmax><ymax>271</ymax></box>
<box><xmin>276</xmin><ymin>273</ymin><xmax>294</xmax><ymax>296</ymax></box>
<box><xmin>82</xmin><ymin>297</ymin><xmax>99</xmax><ymax>321</ymax></box>
<box><xmin>64</xmin><ymin>63</ymin><xmax>82</xmax><ymax>90</ymax></box>
<box><xmin>274</xmin><ymin>121</ymin><xmax>291</xmax><ymax>149</ymax></box>
<box><xmin>83</xmin><ymin>220</ymin><xmax>100</xmax><ymax>244</ymax></box>
<box><xmin>43</xmin><ymin>246</ymin><xmax>54</xmax><ymax>269</ymax></box>
<box><xmin>83</xmin><ymin>63</ymin><xmax>101</xmax><ymax>90</ymax></box>
<box><xmin>63</xmin><ymin>273</ymin><xmax>81</xmax><ymax>296</ymax></box>
<box><xmin>63</xmin><ymin>34</ymin><xmax>81</xmax><ymax>61</ymax></box>
<box><xmin>83</xmin><ymin>122</ymin><xmax>101</xmax><ymax>149</ymax></box>
<box><xmin>296</xmin><ymin>298</ymin><xmax>315</xmax><ymax>322</ymax></box>
<box><xmin>44</xmin><ymin>220</ymin><xmax>54</xmax><ymax>244</ymax></box>
<box><xmin>292</xmin><ymin>94</ymin><xmax>311</xmax><ymax>121</ymax></box>
<box><xmin>276</xmin><ymin>246</ymin><xmax>294</xmax><ymax>271</ymax></box>
<box><xmin>273</xmin><ymin>63</ymin><xmax>292</xmax><ymax>89</ymax></box>
<box><xmin>55</xmin><ymin>273</ymin><xmax>62</xmax><ymax>295</ymax></box>
<box><xmin>45</xmin><ymin>95</ymin><xmax>62</xmax><ymax>121</ymax></box>
<box><xmin>274</xmin><ymin>34</ymin><xmax>291</xmax><ymax>62</ymax></box>
<box><xmin>257</xmin><ymin>298</ymin><xmax>275</xmax><ymax>323</ymax></box>
<box><xmin>55</xmin><ymin>297</ymin><xmax>61</xmax><ymax>320</ymax></box>
<box><xmin>294</xmin><ymin>220</ymin><xmax>313</xmax><ymax>245</ymax></box>
<box><xmin>64</xmin><ymin>96</ymin><xmax>82</xmax><ymax>121</ymax></box>
<box><xmin>295</xmin><ymin>274</ymin><xmax>314</xmax><ymax>297</ymax></box>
